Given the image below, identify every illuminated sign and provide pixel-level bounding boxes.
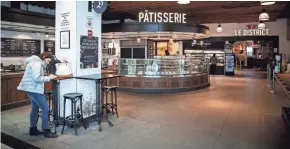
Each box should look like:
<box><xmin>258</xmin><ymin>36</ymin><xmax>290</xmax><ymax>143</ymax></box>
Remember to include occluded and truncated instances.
<box><xmin>235</xmin><ymin>24</ymin><xmax>269</xmax><ymax>36</ymax></box>
<box><xmin>234</xmin><ymin>29</ymin><xmax>269</xmax><ymax>36</ymax></box>
<box><xmin>138</xmin><ymin>10</ymin><xmax>186</xmax><ymax>24</ymax></box>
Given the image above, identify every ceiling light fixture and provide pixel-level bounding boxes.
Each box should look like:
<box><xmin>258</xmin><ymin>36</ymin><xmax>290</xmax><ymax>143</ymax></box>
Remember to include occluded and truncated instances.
<box><xmin>261</xmin><ymin>1</ymin><xmax>275</xmax><ymax>5</ymax></box>
<box><xmin>258</xmin><ymin>21</ymin><xmax>266</xmax><ymax>29</ymax></box>
<box><xmin>169</xmin><ymin>37</ymin><xmax>173</xmax><ymax>43</ymax></box>
<box><xmin>200</xmin><ymin>40</ymin><xmax>203</xmax><ymax>46</ymax></box>
<box><xmin>177</xmin><ymin>0</ymin><xmax>190</xmax><ymax>4</ymax></box>
<box><xmin>112</xmin><ymin>33</ymin><xmax>115</xmax><ymax>43</ymax></box>
<box><xmin>192</xmin><ymin>39</ymin><xmax>197</xmax><ymax>46</ymax></box>
<box><xmin>216</xmin><ymin>24</ymin><xmax>223</xmax><ymax>33</ymax></box>
<box><xmin>45</xmin><ymin>32</ymin><xmax>49</xmax><ymax>37</ymax></box>
<box><xmin>259</xmin><ymin>9</ymin><xmax>269</xmax><ymax>21</ymax></box>
<box><xmin>137</xmin><ymin>37</ymin><xmax>141</xmax><ymax>43</ymax></box>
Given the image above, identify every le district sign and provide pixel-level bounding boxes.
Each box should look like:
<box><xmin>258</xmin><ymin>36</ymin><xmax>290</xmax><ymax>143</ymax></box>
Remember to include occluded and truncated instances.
<box><xmin>138</xmin><ymin>10</ymin><xmax>186</xmax><ymax>24</ymax></box>
<box><xmin>234</xmin><ymin>24</ymin><xmax>270</xmax><ymax>36</ymax></box>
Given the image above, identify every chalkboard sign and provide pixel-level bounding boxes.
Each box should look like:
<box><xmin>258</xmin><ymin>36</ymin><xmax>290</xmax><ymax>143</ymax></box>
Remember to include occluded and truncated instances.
<box><xmin>80</xmin><ymin>36</ymin><xmax>98</xmax><ymax>69</ymax></box>
<box><xmin>44</xmin><ymin>40</ymin><xmax>55</xmax><ymax>54</ymax></box>
<box><xmin>1</xmin><ymin>38</ymin><xmax>41</xmax><ymax>57</ymax></box>
<box><xmin>1</xmin><ymin>38</ymin><xmax>22</xmax><ymax>57</ymax></box>
<box><xmin>22</xmin><ymin>39</ymin><xmax>41</xmax><ymax>56</ymax></box>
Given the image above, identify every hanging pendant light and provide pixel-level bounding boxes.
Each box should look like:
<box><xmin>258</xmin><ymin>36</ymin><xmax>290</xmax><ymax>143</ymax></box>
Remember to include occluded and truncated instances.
<box><xmin>261</xmin><ymin>1</ymin><xmax>275</xmax><ymax>5</ymax></box>
<box><xmin>258</xmin><ymin>21</ymin><xmax>266</xmax><ymax>29</ymax></box>
<box><xmin>169</xmin><ymin>37</ymin><xmax>173</xmax><ymax>43</ymax></box>
<box><xmin>259</xmin><ymin>9</ymin><xmax>269</xmax><ymax>21</ymax></box>
<box><xmin>45</xmin><ymin>32</ymin><xmax>49</xmax><ymax>37</ymax></box>
<box><xmin>137</xmin><ymin>37</ymin><xmax>141</xmax><ymax>43</ymax></box>
<box><xmin>192</xmin><ymin>39</ymin><xmax>197</xmax><ymax>46</ymax></box>
<box><xmin>200</xmin><ymin>40</ymin><xmax>203</xmax><ymax>46</ymax></box>
<box><xmin>216</xmin><ymin>24</ymin><xmax>223</xmax><ymax>32</ymax></box>
<box><xmin>177</xmin><ymin>0</ymin><xmax>190</xmax><ymax>4</ymax></box>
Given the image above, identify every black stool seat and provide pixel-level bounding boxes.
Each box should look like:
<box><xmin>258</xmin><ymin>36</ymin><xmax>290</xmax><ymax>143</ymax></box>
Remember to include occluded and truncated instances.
<box><xmin>44</xmin><ymin>90</ymin><xmax>53</xmax><ymax>94</ymax></box>
<box><xmin>62</xmin><ymin>92</ymin><xmax>86</xmax><ymax>135</ymax></box>
<box><xmin>63</xmin><ymin>93</ymin><xmax>83</xmax><ymax>100</ymax></box>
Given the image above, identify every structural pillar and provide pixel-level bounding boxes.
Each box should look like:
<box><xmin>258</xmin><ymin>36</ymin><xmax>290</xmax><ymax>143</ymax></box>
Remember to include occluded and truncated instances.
<box><xmin>55</xmin><ymin>1</ymin><xmax>102</xmax><ymax>118</ymax></box>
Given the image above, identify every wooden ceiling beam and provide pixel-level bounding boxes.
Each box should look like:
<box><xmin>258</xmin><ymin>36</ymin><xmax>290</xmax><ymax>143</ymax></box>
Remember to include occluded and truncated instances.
<box><xmin>109</xmin><ymin>1</ymin><xmax>259</xmax><ymax>12</ymax></box>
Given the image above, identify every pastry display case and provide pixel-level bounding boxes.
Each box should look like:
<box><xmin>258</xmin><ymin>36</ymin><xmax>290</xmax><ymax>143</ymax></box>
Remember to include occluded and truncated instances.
<box><xmin>118</xmin><ymin>57</ymin><xmax>210</xmax><ymax>93</ymax></box>
<box><xmin>119</xmin><ymin>57</ymin><xmax>208</xmax><ymax>76</ymax></box>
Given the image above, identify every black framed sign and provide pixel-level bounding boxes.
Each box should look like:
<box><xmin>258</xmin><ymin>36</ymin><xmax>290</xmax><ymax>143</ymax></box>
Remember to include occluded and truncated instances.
<box><xmin>80</xmin><ymin>36</ymin><xmax>98</xmax><ymax>69</ymax></box>
<box><xmin>44</xmin><ymin>40</ymin><xmax>55</xmax><ymax>54</ymax></box>
<box><xmin>60</xmin><ymin>30</ymin><xmax>70</xmax><ymax>49</ymax></box>
<box><xmin>1</xmin><ymin>38</ymin><xmax>22</xmax><ymax>57</ymax></box>
<box><xmin>22</xmin><ymin>39</ymin><xmax>41</xmax><ymax>56</ymax></box>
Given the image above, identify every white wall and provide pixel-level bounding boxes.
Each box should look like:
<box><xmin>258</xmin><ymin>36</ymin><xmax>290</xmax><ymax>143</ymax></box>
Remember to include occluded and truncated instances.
<box><xmin>203</xmin><ymin>18</ymin><xmax>290</xmax><ymax>55</ymax></box>
<box><xmin>1</xmin><ymin>30</ymin><xmax>55</xmax><ymax>65</ymax></box>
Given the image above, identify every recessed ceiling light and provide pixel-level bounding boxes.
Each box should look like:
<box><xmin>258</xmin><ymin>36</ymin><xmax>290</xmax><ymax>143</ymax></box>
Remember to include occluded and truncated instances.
<box><xmin>261</xmin><ymin>1</ymin><xmax>275</xmax><ymax>5</ymax></box>
<box><xmin>177</xmin><ymin>1</ymin><xmax>190</xmax><ymax>4</ymax></box>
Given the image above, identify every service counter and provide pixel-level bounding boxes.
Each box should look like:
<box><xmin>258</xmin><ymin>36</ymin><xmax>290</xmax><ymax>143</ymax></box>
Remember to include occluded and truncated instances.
<box><xmin>1</xmin><ymin>72</ymin><xmax>52</xmax><ymax>110</ymax></box>
<box><xmin>119</xmin><ymin>73</ymin><xmax>209</xmax><ymax>93</ymax></box>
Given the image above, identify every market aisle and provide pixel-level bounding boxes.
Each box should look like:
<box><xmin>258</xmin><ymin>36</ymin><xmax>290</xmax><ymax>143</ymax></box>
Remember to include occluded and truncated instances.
<box><xmin>1</xmin><ymin>74</ymin><xmax>290</xmax><ymax>149</ymax></box>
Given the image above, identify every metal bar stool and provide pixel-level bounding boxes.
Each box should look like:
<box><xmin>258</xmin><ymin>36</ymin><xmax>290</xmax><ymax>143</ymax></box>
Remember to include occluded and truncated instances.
<box><xmin>61</xmin><ymin>93</ymin><xmax>86</xmax><ymax>135</ymax></box>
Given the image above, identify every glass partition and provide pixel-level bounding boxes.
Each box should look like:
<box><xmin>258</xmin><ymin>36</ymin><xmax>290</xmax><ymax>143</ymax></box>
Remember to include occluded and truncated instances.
<box><xmin>119</xmin><ymin>57</ymin><xmax>209</xmax><ymax>76</ymax></box>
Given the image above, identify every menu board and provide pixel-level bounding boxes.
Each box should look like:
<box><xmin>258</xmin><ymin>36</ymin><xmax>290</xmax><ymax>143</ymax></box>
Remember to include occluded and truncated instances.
<box><xmin>44</xmin><ymin>40</ymin><xmax>55</xmax><ymax>54</ymax></box>
<box><xmin>22</xmin><ymin>39</ymin><xmax>41</xmax><ymax>56</ymax></box>
<box><xmin>80</xmin><ymin>36</ymin><xmax>98</xmax><ymax>69</ymax></box>
<box><xmin>1</xmin><ymin>38</ymin><xmax>22</xmax><ymax>57</ymax></box>
<box><xmin>1</xmin><ymin>38</ymin><xmax>41</xmax><ymax>57</ymax></box>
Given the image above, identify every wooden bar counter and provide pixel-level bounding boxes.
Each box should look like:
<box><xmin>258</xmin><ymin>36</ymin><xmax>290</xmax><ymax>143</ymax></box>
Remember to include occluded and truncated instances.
<box><xmin>1</xmin><ymin>72</ymin><xmax>52</xmax><ymax>110</ymax></box>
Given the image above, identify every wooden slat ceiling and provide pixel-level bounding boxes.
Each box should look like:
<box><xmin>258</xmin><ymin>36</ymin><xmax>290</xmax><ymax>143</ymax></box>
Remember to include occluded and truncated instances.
<box><xmin>24</xmin><ymin>1</ymin><xmax>288</xmax><ymax>24</ymax></box>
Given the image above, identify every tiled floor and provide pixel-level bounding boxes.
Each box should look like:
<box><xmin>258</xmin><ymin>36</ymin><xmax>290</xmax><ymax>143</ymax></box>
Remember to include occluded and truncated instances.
<box><xmin>2</xmin><ymin>71</ymin><xmax>290</xmax><ymax>149</ymax></box>
<box><xmin>279</xmin><ymin>73</ymin><xmax>290</xmax><ymax>88</ymax></box>
<box><xmin>1</xmin><ymin>143</ymin><xmax>13</xmax><ymax>149</ymax></box>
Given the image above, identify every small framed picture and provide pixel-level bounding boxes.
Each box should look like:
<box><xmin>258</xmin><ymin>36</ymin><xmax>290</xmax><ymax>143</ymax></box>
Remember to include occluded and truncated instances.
<box><xmin>60</xmin><ymin>31</ymin><xmax>70</xmax><ymax>49</ymax></box>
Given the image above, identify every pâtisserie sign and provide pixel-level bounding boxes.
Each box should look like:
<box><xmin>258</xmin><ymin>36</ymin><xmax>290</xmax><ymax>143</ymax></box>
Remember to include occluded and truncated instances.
<box><xmin>234</xmin><ymin>29</ymin><xmax>270</xmax><ymax>36</ymax></box>
<box><xmin>138</xmin><ymin>10</ymin><xmax>186</xmax><ymax>24</ymax></box>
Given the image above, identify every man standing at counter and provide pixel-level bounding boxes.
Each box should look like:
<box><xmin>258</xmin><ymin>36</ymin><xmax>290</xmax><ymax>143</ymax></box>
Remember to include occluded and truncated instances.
<box><xmin>210</xmin><ymin>54</ymin><xmax>218</xmax><ymax>76</ymax></box>
<box><xmin>17</xmin><ymin>52</ymin><xmax>58</xmax><ymax>138</ymax></box>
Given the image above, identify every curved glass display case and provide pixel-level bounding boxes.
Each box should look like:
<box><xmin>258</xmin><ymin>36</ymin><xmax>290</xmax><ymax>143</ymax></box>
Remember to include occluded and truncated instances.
<box><xmin>117</xmin><ymin>57</ymin><xmax>210</xmax><ymax>93</ymax></box>
<box><xmin>118</xmin><ymin>57</ymin><xmax>209</xmax><ymax>76</ymax></box>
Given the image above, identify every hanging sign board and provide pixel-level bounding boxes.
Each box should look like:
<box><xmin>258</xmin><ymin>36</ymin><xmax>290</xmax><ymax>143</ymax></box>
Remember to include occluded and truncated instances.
<box><xmin>93</xmin><ymin>1</ymin><xmax>108</xmax><ymax>14</ymax></box>
<box><xmin>138</xmin><ymin>10</ymin><xmax>186</xmax><ymax>24</ymax></box>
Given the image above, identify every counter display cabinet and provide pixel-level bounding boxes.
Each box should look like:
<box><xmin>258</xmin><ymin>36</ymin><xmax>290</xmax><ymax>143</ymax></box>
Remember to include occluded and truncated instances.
<box><xmin>185</xmin><ymin>50</ymin><xmax>225</xmax><ymax>75</ymax></box>
<box><xmin>118</xmin><ymin>58</ymin><xmax>210</xmax><ymax>93</ymax></box>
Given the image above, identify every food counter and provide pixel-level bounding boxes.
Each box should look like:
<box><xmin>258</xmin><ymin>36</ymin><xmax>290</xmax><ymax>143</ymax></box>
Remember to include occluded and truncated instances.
<box><xmin>118</xmin><ymin>58</ymin><xmax>210</xmax><ymax>93</ymax></box>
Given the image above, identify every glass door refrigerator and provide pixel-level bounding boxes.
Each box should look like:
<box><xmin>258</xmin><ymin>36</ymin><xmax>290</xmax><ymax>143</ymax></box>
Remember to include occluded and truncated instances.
<box><xmin>274</xmin><ymin>54</ymin><xmax>282</xmax><ymax>73</ymax></box>
<box><xmin>225</xmin><ymin>53</ymin><xmax>235</xmax><ymax>76</ymax></box>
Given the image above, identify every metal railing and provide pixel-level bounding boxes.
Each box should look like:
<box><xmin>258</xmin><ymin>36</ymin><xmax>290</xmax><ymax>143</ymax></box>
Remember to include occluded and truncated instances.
<box><xmin>266</xmin><ymin>64</ymin><xmax>290</xmax><ymax>99</ymax></box>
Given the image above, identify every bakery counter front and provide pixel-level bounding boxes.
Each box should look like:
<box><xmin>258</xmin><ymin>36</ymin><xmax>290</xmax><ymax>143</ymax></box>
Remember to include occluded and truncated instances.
<box><xmin>118</xmin><ymin>58</ymin><xmax>210</xmax><ymax>93</ymax></box>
